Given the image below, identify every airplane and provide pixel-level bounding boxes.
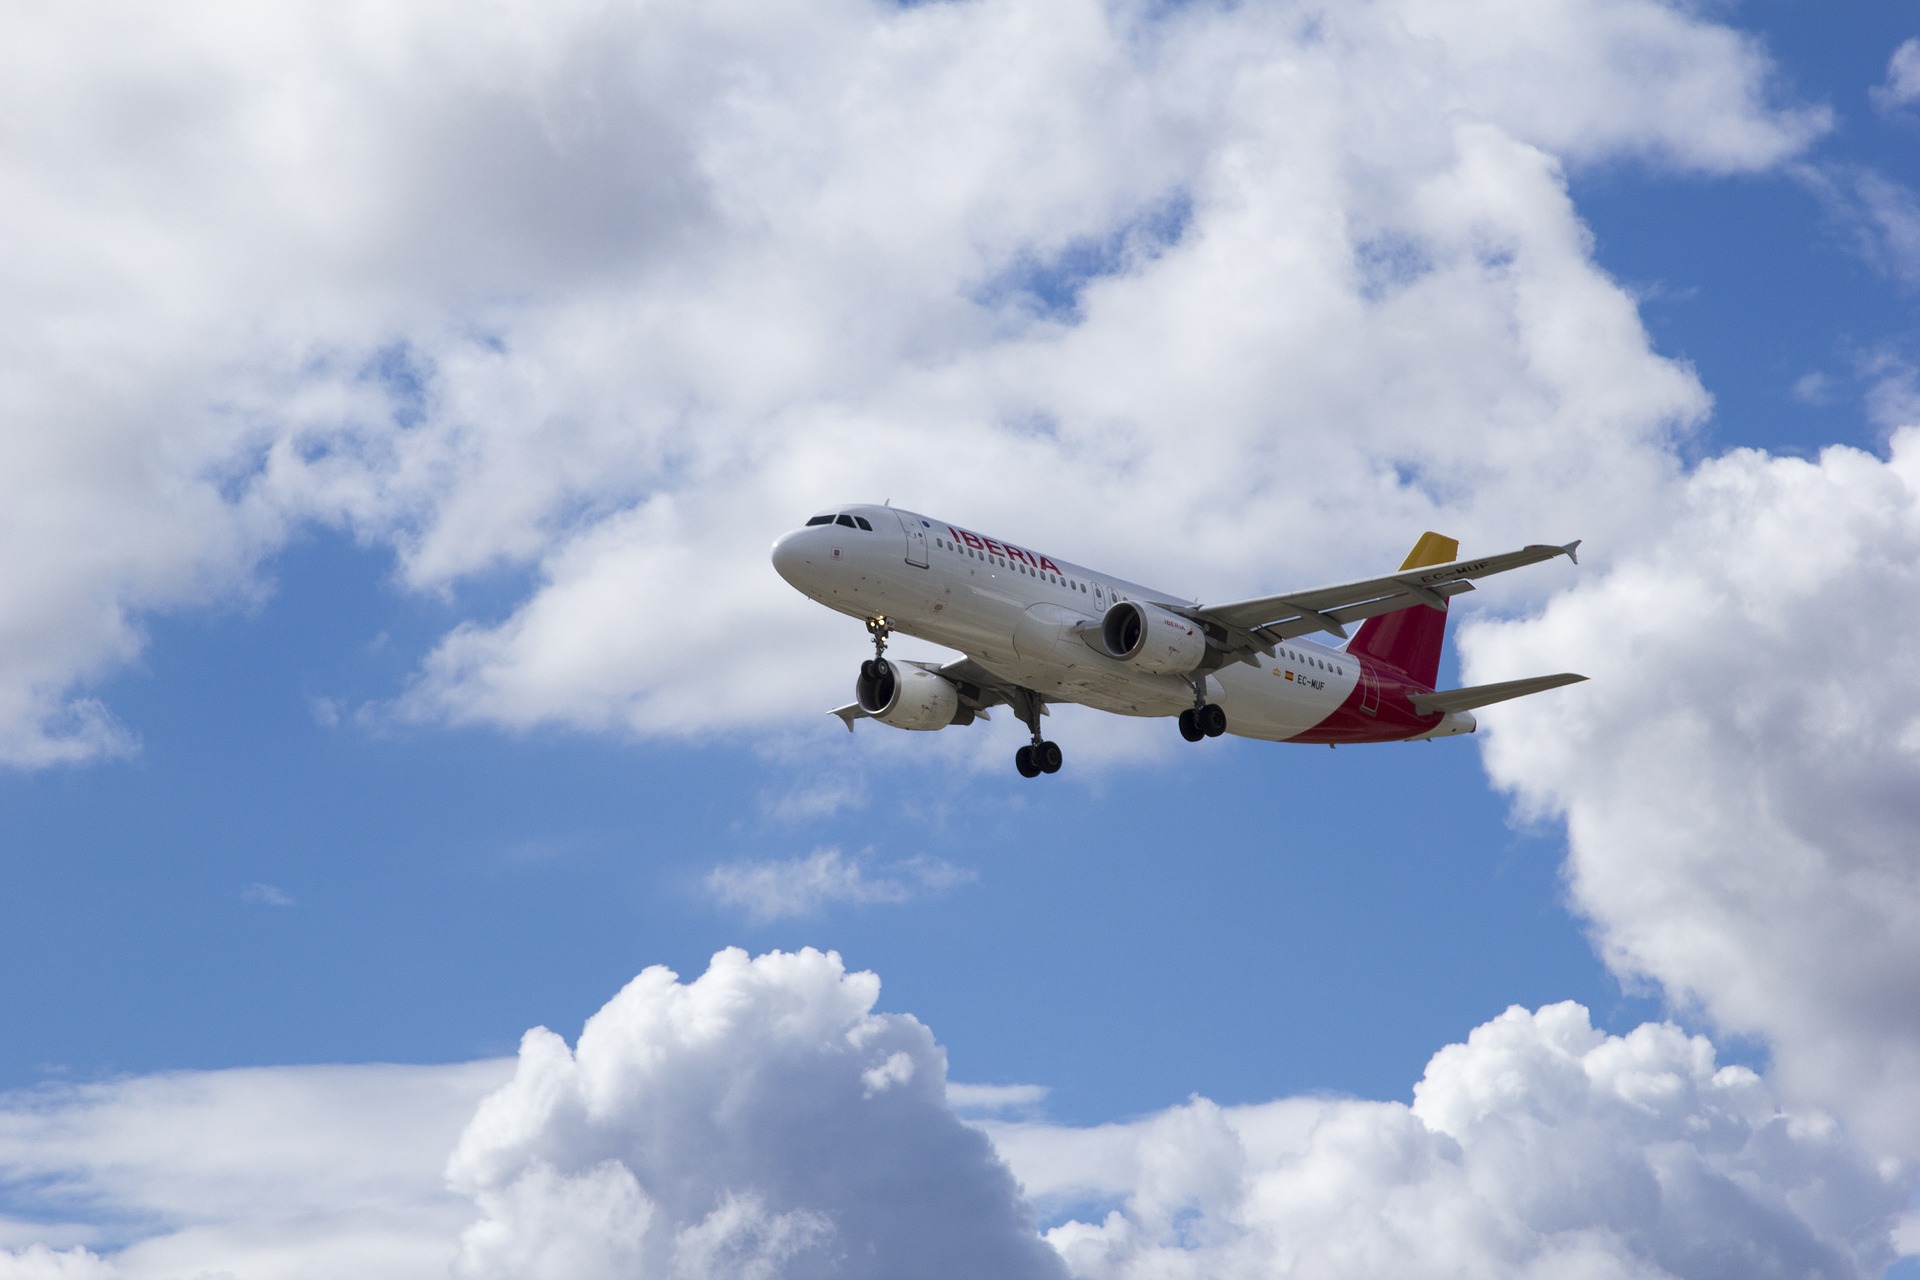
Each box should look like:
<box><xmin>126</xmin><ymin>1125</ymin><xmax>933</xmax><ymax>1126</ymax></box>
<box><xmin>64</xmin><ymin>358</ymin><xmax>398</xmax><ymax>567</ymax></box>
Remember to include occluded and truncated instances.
<box><xmin>770</xmin><ymin>504</ymin><xmax>1586</xmax><ymax>777</ymax></box>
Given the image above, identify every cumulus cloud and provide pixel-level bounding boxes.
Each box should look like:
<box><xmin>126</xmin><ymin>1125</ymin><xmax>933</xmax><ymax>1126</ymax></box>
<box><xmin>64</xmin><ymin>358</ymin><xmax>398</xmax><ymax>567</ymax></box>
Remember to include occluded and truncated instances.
<box><xmin>445</xmin><ymin>946</ymin><xmax>1065</xmax><ymax>1280</ymax></box>
<box><xmin>995</xmin><ymin>1001</ymin><xmax>1902</xmax><ymax>1280</ymax></box>
<box><xmin>704</xmin><ymin>848</ymin><xmax>973</xmax><ymax>922</ymax></box>
<box><xmin>1</xmin><ymin>963</ymin><xmax>1900</xmax><ymax>1279</ymax></box>
<box><xmin>0</xmin><ymin>0</ymin><xmax>1824</xmax><ymax>763</ymax></box>
<box><xmin>1465</xmin><ymin>430</ymin><xmax>1920</xmax><ymax>1155</ymax></box>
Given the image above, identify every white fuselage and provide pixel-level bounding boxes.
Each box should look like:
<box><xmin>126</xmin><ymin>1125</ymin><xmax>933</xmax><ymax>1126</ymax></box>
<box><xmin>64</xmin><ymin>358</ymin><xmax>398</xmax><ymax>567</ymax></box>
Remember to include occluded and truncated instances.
<box><xmin>772</xmin><ymin>504</ymin><xmax>1388</xmax><ymax>743</ymax></box>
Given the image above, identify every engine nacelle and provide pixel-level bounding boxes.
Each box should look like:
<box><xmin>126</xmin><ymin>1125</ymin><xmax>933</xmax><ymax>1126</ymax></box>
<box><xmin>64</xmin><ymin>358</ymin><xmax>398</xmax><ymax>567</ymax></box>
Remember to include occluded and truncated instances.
<box><xmin>1100</xmin><ymin>600</ymin><xmax>1208</xmax><ymax>675</ymax></box>
<box><xmin>855</xmin><ymin>659</ymin><xmax>965</xmax><ymax>731</ymax></box>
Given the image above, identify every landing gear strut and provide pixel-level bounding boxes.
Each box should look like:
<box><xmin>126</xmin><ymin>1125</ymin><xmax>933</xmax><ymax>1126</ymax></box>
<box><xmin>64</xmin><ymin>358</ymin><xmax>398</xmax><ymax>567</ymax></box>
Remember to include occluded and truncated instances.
<box><xmin>1010</xmin><ymin>688</ymin><xmax>1062</xmax><ymax>778</ymax></box>
<box><xmin>1178</xmin><ymin>679</ymin><xmax>1227</xmax><ymax>742</ymax></box>
<box><xmin>860</xmin><ymin>615</ymin><xmax>893</xmax><ymax>684</ymax></box>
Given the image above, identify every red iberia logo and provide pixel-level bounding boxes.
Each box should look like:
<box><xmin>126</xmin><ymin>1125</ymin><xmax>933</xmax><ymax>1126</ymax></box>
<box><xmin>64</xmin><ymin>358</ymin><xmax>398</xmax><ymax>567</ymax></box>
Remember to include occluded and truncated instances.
<box><xmin>946</xmin><ymin>526</ymin><xmax>1062</xmax><ymax>574</ymax></box>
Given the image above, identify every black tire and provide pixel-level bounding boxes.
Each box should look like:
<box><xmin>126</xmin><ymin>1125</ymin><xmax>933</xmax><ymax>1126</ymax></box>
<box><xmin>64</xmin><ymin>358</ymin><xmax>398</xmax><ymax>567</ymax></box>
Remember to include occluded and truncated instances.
<box><xmin>1038</xmin><ymin>741</ymin><xmax>1063</xmax><ymax>773</ymax></box>
<box><xmin>1015</xmin><ymin>745</ymin><xmax>1040</xmax><ymax>778</ymax></box>
<box><xmin>1178</xmin><ymin>708</ymin><xmax>1205</xmax><ymax>742</ymax></box>
<box><xmin>1200</xmin><ymin>703</ymin><xmax>1227</xmax><ymax>737</ymax></box>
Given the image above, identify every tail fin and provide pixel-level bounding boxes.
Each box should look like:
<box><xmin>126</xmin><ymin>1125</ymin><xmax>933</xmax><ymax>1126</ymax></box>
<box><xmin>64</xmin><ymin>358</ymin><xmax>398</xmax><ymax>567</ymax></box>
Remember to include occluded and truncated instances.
<box><xmin>1347</xmin><ymin>533</ymin><xmax>1458</xmax><ymax>689</ymax></box>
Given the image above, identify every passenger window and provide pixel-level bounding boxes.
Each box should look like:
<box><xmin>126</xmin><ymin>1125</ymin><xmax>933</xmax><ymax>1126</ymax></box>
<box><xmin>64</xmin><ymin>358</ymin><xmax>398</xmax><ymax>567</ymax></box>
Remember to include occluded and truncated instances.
<box><xmin>854</xmin><ymin>516</ymin><xmax>872</xmax><ymax>531</ymax></box>
<box><xmin>836</xmin><ymin>514</ymin><xmax>857</xmax><ymax>528</ymax></box>
<box><xmin>806</xmin><ymin>515</ymin><xmax>833</xmax><ymax>526</ymax></box>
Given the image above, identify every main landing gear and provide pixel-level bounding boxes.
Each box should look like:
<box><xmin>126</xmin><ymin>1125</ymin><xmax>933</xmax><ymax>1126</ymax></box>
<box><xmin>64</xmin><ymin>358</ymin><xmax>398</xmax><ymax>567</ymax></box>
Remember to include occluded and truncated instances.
<box><xmin>1015</xmin><ymin>740</ymin><xmax>1063</xmax><ymax>778</ymax></box>
<box><xmin>1178</xmin><ymin>680</ymin><xmax>1227</xmax><ymax>743</ymax></box>
<box><xmin>1010</xmin><ymin>688</ymin><xmax>1062</xmax><ymax>778</ymax></box>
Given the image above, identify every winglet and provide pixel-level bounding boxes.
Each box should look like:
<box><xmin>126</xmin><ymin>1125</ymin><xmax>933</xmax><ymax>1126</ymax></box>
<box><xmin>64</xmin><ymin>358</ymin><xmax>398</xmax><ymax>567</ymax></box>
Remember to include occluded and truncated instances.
<box><xmin>1562</xmin><ymin>539</ymin><xmax>1581</xmax><ymax>565</ymax></box>
<box><xmin>1399</xmin><ymin>532</ymin><xmax>1460</xmax><ymax>572</ymax></box>
<box><xmin>831</xmin><ymin>704</ymin><xmax>862</xmax><ymax>732</ymax></box>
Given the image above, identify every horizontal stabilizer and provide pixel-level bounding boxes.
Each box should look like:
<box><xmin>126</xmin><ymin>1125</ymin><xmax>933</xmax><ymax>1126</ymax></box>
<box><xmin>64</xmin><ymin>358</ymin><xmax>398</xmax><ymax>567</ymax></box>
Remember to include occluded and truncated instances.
<box><xmin>1408</xmin><ymin>673</ymin><xmax>1587</xmax><ymax>716</ymax></box>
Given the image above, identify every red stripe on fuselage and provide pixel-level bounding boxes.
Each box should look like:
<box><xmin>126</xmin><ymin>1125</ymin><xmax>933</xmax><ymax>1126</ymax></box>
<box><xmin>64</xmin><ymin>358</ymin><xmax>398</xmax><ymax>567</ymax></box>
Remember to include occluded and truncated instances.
<box><xmin>1291</xmin><ymin>655</ymin><xmax>1446</xmax><ymax>744</ymax></box>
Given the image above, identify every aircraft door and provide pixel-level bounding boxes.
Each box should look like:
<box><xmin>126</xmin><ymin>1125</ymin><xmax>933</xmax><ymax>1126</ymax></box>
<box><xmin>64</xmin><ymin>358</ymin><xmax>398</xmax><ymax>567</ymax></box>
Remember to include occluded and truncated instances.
<box><xmin>896</xmin><ymin>511</ymin><xmax>930</xmax><ymax>568</ymax></box>
<box><xmin>1358</xmin><ymin>659</ymin><xmax>1380</xmax><ymax>715</ymax></box>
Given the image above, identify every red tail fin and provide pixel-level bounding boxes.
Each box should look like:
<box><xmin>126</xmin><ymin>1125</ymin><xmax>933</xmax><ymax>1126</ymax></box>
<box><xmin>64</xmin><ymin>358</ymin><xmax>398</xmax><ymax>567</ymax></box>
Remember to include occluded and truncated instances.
<box><xmin>1347</xmin><ymin>533</ymin><xmax>1458</xmax><ymax>690</ymax></box>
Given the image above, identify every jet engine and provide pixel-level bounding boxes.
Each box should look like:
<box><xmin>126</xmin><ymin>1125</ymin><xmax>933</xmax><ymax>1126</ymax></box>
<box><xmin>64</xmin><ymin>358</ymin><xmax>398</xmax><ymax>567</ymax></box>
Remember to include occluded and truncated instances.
<box><xmin>1100</xmin><ymin>600</ymin><xmax>1208</xmax><ymax>675</ymax></box>
<box><xmin>855</xmin><ymin>659</ymin><xmax>967</xmax><ymax>730</ymax></box>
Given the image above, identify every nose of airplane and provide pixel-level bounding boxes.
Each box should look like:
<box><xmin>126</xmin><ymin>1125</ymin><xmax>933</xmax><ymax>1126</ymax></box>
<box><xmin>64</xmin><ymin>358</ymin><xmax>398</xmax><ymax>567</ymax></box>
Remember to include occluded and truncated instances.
<box><xmin>770</xmin><ymin>528</ymin><xmax>809</xmax><ymax>587</ymax></box>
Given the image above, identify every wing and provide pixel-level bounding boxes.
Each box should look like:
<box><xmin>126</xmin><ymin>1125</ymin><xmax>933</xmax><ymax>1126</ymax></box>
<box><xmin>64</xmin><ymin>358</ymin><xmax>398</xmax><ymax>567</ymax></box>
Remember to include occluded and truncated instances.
<box><xmin>830</xmin><ymin>657</ymin><xmax>1041</xmax><ymax>730</ymax></box>
<box><xmin>1185</xmin><ymin>540</ymin><xmax>1581</xmax><ymax>661</ymax></box>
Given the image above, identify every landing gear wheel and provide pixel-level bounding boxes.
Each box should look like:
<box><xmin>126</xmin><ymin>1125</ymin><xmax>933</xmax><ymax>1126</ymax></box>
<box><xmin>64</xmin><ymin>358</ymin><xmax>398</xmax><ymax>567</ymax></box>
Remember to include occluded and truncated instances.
<box><xmin>1037</xmin><ymin>740</ymin><xmax>1063</xmax><ymax>773</ymax></box>
<box><xmin>1015</xmin><ymin>745</ymin><xmax>1041</xmax><ymax>778</ymax></box>
<box><xmin>1199</xmin><ymin>703</ymin><xmax>1227</xmax><ymax>737</ymax></box>
<box><xmin>1178</xmin><ymin>708</ymin><xmax>1205</xmax><ymax>742</ymax></box>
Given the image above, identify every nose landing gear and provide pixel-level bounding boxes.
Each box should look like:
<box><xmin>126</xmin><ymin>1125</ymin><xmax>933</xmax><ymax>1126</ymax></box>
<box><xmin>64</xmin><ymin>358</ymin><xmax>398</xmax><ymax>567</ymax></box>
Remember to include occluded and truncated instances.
<box><xmin>860</xmin><ymin>615</ymin><xmax>893</xmax><ymax>684</ymax></box>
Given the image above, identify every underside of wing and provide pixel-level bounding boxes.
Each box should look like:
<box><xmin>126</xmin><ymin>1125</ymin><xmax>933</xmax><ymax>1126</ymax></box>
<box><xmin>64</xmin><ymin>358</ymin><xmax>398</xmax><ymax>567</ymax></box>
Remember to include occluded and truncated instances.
<box><xmin>1190</xmin><ymin>540</ymin><xmax>1581</xmax><ymax>657</ymax></box>
<box><xmin>1407</xmin><ymin>673</ymin><xmax>1587</xmax><ymax>716</ymax></box>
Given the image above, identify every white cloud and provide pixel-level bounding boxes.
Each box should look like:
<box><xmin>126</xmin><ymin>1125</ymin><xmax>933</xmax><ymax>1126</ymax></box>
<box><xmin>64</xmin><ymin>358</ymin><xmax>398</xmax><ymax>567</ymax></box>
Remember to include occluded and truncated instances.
<box><xmin>240</xmin><ymin>882</ymin><xmax>295</xmax><ymax>907</ymax></box>
<box><xmin>757</xmin><ymin>774</ymin><xmax>867</xmax><ymax>824</ymax></box>
<box><xmin>0</xmin><ymin>1060</ymin><xmax>509</xmax><ymax>1278</ymax></box>
<box><xmin>948</xmin><ymin>1082</ymin><xmax>1053</xmax><ymax>1118</ymax></box>
<box><xmin>704</xmin><ymin>848</ymin><xmax>973</xmax><ymax>922</ymax></box>
<box><xmin>993</xmin><ymin>1001</ymin><xmax>1902</xmax><ymax>1280</ymax></box>
<box><xmin>1809</xmin><ymin>165</ymin><xmax>1920</xmax><ymax>289</ymax></box>
<box><xmin>1</xmin><ymin>965</ymin><xmax>1900</xmax><ymax>1279</ymax></box>
<box><xmin>0</xmin><ymin>1247</ymin><xmax>118</xmax><ymax>1280</ymax></box>
<box><xmin>1792</xmin><ymin>371</ymin><xmax>1833</xmax><ymax>405</ymax></box>
<box><xmin>1864</xmin><ymin>353</ymin><xmax>1920</xmax><ymax>434</ymax></box>
<box><xmin>1464</xmin><ymin>429</ymin><xmax>1920</xmax><ymax>1155</ymax></box>
<box><xmin>445</xmin><ymin>947</ymin><xmax>1066</xmax><ymax>1280</ymax></box>
<box><xmin>1873</xmin><ymin>38</ymin><xmax>1920</xmax><ymax>111</ymax></box>
<box><xmin>0</xmin><ymin>0</ymin><xmax>1823</xmax><ymax>763</ymax></box>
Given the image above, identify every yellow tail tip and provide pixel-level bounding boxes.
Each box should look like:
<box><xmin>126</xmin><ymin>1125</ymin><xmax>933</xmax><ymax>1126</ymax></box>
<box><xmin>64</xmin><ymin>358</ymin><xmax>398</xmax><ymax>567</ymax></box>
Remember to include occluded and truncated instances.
<box><xmin>1399</xmin><ymin>532</ymin><xmax>1459</xmax><ymax>571</ymax></box>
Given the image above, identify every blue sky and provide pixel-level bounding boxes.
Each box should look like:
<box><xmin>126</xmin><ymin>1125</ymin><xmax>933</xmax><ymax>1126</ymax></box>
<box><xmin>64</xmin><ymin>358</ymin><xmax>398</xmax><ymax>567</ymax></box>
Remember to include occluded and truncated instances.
<box><xmin>0</xmin><ymin>528</ymin><xmax>1630</xmax><ymax>1119</ymax></box>
<box><xmin>1574</xmin><ymin>3</ymin><xmax>1920</xmax><ymax>461</ymax></box>
<box><xmin>2</xmin><ymin>2</ymin><xmax>1918</xmax><ymax>1276</ymax></box>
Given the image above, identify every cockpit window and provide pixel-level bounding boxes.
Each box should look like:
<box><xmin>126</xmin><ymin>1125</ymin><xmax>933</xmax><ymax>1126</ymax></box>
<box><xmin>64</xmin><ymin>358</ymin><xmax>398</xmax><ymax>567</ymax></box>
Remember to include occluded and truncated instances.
<box><xmin>836</xmin><ymin>514</ymin><xmax>857</xmax><ymax>528</ymax></box>
<box><xmin>854</xmin><ymin>516</ymin><xmax>873</xmax><ymax>531</ymax></box>
<box><xmin>806</xmin><ymin>514</ymin><xmax>834</xmax><ymax>526</ymax></box>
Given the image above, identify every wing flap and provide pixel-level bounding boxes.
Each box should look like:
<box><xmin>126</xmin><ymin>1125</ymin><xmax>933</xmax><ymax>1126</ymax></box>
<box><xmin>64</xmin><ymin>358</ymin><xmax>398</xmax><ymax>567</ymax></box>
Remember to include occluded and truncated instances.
<box><xmin>1407</xmin><ymin>672</ymin><xmax>1587</xmax><ymax>716</ymax></box>
<box><xmin>1248</xmin><ymin>581</ymin><xmax>1476</xmax><ymax>644</ymax></box>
